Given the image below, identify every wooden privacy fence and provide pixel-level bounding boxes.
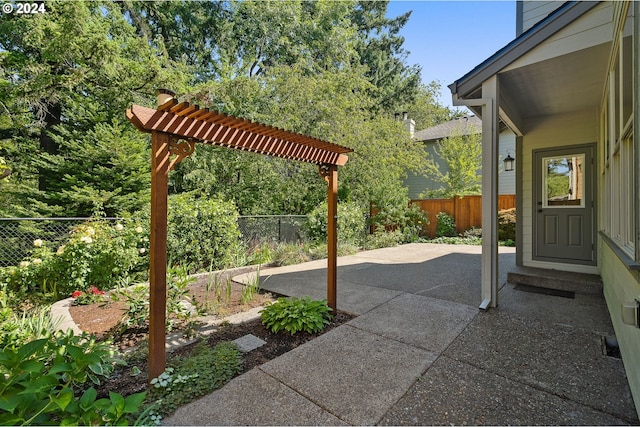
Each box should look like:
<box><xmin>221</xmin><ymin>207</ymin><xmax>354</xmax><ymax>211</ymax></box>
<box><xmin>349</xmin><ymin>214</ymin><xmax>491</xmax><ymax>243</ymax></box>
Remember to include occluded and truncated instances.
<box><xmin>410</xmin><ymin>195</ymin><xmax>516</xmax><ymax>238</ymax></box>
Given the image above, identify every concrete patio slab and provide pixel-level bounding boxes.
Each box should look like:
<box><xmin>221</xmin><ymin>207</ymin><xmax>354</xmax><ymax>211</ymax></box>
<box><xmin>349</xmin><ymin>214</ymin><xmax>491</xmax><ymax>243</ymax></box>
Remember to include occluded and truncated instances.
<box><xmin>236</xmin><ymin>244</ymin><xmax>516</xmax><ymax>309</ymax></box>
<box><xmin>347</xmin><ymin>293</ymin><xmax>477</xmax><ymax>353</ymax></box>
<box><xmin>164</xmin><ymin>369</ymin><xmax>347</xmax><ymax>426</ymax></box>
<box><xmin>498</xmin><ymin>282</ymin><xmax>615</xmax><ymax>334</ymax></box>
<box><xmin>444</xmin><ymin>310</ymin><xmax>639</xmax><ymax>422</ymax></box>
<box><xmin>380</xmin><ymin>356</ymin><xmax>631</xmax><ymax>426</ymax></box>
<box><xmin>260</xmin><ymin>324</ymin><xmax>437</xmax><ymax>426</ymax></box>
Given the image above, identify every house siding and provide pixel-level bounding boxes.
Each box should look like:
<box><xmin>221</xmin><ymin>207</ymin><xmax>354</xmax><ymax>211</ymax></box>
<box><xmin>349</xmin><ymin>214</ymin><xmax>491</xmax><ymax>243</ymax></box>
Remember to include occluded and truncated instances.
<box><xmin>506</xmin><ymin>2</ymin><xmax>613</xmax><ymax>71</ymax></box>
<box><xmin>601</xmin><ymin>243</ymin><xmax>640</xmax><ymax>415</ymax></box>
<box><xmin>498</xmin><ymin>132</ymin><xmax>516</xmax><ymax>195</ymax></box>
<box><xmin>520</xmin><ymin>109</ymin><xmax>599</xmax><ymax>274</ymax></box>
<box><xmin>404</xmin><ymin>143</ymin><xmax>443</xmax><ymax>199</ymax></box>
<box><xmin>404</xmin><ymin>130</ymin><xmax>516</xmax><ymax>199</ymax></box>
<box><xmin>521</xmin><ymin>1</ymin><xmax>562</xmax><ymax>34</ymax></box>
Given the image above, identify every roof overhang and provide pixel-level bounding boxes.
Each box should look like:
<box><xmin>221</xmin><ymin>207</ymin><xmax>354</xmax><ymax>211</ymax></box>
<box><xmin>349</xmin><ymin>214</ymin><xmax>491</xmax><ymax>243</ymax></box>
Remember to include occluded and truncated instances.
<box><xmin>449</xmin><ymin>1</ymin><xmax>614</xmax><ymax>135</ymax></box>
<box><xmin>127</xmin><ymin>100</ymin><xmax>351</xmax><ymax>167</ymax></box>
<box><xmin>449</xmin><ymin>1</ymin><xmax>601</xmax><ymax>100</ymax></box>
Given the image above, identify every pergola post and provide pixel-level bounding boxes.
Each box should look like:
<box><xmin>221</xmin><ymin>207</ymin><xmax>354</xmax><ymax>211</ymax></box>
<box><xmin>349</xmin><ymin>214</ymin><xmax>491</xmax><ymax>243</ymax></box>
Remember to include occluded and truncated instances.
<box><xmin>325</xmin><ymin>164</ymin><xmax>338</xmax><ymax>313</ymax></box>
<box><xmin>148</xmin><ymin>130</ymin><xmax>170</xmax><ymax>380</ymax></box>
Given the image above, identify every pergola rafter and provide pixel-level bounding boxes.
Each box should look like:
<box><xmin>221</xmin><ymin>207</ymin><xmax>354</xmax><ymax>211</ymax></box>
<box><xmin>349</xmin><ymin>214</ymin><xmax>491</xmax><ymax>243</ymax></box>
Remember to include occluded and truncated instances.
<box><xmin>127</xmin><ymin>101</ymin><xmax>350</xmax><ymax>167</ymax></box>
<box><xmin>127</xmin><ymin>90</ymin><xmax>351</xmax><ymax>380</ymax></box>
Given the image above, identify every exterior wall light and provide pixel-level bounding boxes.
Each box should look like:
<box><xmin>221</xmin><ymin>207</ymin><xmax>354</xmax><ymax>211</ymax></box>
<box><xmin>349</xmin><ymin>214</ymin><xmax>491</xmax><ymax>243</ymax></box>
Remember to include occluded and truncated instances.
<box><xmin>503</xmin><ymin>149</ymin><xmax>515</xmax><ymax>172</ymax></box>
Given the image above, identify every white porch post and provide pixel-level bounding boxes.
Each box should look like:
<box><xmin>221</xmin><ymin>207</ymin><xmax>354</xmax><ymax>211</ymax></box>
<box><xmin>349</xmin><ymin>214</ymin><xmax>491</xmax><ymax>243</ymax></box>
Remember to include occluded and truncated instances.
<box><xmin>480</xmin><ymin>76</ymin><xmax>500</xmax><ymax>309</ymax></box>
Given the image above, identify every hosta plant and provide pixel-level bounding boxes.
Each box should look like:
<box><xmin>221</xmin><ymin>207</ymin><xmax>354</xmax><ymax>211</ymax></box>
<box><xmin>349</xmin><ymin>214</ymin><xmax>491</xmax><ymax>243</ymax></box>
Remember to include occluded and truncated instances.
<box><xmin>0</xmin><ymin>330</ymin><xmax>146</xmax><ymax>425</ymax></box>
<box><xmin>260</xmin><ymin>297</ymin><xmax>333</xmax><ymax>335</ymax></box>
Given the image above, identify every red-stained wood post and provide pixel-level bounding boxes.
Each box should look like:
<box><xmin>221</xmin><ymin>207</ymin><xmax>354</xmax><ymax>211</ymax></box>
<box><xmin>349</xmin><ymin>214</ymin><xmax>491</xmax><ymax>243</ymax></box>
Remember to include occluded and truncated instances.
<box><xmin>148</xmin><ymin>130</ymin><xmax>170</xmax><ymax>380</ymax></box>
<box><xmin>324</xmin><ymin>164</ymin><xmax>338</xmax><ymax>313</ymax></box>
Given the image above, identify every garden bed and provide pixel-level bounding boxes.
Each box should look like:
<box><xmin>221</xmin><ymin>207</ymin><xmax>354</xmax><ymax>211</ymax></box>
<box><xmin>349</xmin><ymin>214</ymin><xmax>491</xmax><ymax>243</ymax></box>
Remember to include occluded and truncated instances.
<box><xmin>66</xmin><ymin>267</ymin><xmax>355</xmax><ymax>402</ymax></box>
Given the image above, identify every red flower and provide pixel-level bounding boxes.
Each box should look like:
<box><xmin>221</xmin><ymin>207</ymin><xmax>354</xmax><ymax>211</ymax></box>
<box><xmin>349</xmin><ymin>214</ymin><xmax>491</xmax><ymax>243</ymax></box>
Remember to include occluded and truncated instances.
<box><xmin>89</xmin><ymin>285</ymin><xmax>105</xmax><ymax>295</ymax></box>
<box><xmin>71</xmin><ymin>291</ymin><xmax>83</xmax><ymax>298</ymax></box>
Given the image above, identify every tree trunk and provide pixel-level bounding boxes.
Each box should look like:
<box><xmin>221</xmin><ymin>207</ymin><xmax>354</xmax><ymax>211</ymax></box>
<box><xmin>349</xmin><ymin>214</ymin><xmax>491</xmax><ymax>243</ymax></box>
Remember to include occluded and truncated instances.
<box><xmin>38</xmin><ymin>102</ymin><xmax>61</xmax><ymax>191</ymax></box>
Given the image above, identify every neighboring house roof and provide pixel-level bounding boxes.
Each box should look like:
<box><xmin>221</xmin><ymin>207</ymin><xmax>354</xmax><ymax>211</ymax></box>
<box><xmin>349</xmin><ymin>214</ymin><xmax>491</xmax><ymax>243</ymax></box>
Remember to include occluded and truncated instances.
<box><xmin>448</xmin><ymin>1</ymin><xmax>599</xmax><ymax>99</ymax></box>
<box><xmin>414</xmin><ymin>115</ymin><xmax>481</xmax><ymax>142</ymax></box>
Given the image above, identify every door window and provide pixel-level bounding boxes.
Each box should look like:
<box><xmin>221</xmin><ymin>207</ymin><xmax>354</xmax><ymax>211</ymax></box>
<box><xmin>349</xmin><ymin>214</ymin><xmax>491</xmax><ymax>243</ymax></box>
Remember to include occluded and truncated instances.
<box><xmin>542</xmin><ymin>154</ymin><xmax>585</xmax><ymax>208</ymax></box>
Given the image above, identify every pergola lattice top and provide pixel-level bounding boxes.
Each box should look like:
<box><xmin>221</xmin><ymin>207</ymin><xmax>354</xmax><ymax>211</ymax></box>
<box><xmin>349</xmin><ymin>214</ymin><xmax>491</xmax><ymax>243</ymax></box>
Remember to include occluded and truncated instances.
<box><xmin>127</xmin><ymin>99</ymin><xmax>352</xmax><ymax>166</ymax></box>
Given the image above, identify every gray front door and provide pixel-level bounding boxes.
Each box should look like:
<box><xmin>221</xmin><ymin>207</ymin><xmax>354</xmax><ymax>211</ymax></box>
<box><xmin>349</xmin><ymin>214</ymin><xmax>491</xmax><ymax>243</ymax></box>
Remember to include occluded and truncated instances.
<box><xmin>533</xmin><ymin>145</ymin><xmax>595</xmax><ymax>264</ymax></box>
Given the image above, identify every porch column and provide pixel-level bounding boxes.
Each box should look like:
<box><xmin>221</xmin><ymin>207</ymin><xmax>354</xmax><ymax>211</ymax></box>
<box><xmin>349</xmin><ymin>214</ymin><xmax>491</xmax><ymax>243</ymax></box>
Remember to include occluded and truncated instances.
<box><xmin>149</xmin><ymin>130</ymin><xmax>170</xmax><ymax>380</ymax></box>
<box><xmin>480</xmin><ymin>76</ymin><xmax>500</xmax><ymax>309</ymax></box>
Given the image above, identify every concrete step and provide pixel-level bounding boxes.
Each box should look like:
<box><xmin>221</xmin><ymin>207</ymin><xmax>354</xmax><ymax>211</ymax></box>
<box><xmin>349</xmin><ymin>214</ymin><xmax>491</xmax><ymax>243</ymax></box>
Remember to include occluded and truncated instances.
<box><xmin>507</xmin><ymin>266</ymin><xmax>602</xmax><ymax>296</ymax></box>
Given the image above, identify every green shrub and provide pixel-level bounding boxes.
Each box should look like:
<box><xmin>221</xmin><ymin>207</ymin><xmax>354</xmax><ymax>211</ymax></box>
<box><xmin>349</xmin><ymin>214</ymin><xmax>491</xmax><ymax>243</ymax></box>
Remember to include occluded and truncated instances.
<box><xmin>305</xmin><ymin>201</ymin><xmax>365</xmax><ymax>245</ymax></box>
<box><xmin>0</xmin><ymin>218</ymin><xmax>149</xmax><ymax>303</ymax></box>
<box><xmin>369</xmin><ymin>202</ymin><xmax>429</xmax><ymax>242</ymax></box>
<box><xmin>307</xmin><ymin>242</ymin><xmax>360</xmax><ymax>259</ymax></box>
<box><xmin>0</xmin><ymin>330</ymin><xmax>144</xmax><ymax>426</ymax></box>
<box><xmin>261</xmin><ymin>297</ymin><xmax>333</xmax><ymax>335</ymax></box>
<box><xmin>147</xmin><ymin>341</ymin><xmax>242</xmax><ymax>416</ymax></box>
<box><xmin>271</xmin><ymin>242</ymin><xmax>312</xmax><ymax>267</ymax></box>
<box><xmin>152</xmin><ymin>193</ymin><xmax>241</xmax><ymax>273</ymax></box>
<box><xmin>436</xmin><ymin>212</ymin><xmax>457</xmax><ymax>237</ymax></box>
<box><xmin>498</xmin><ymin>208</ymin><xmax>516</xmax><ymax>242</ymax></box>
<box><xmin>363</xmin><ymin>230</ymin><xmax>404</xmax><ymax>250</ymax></box>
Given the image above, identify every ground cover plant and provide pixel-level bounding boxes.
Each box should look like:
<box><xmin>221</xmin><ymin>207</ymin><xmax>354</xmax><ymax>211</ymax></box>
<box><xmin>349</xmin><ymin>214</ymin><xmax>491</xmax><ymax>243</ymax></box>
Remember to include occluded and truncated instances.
<box><xmin>261</xmin><ymin>297</ymin><xmax>333</xmax><ymax>335</ymax></box>
<box><xmin>0</xmin><ymin>330</ymin><xmax>146</xmax><ymax>426</ymax></box>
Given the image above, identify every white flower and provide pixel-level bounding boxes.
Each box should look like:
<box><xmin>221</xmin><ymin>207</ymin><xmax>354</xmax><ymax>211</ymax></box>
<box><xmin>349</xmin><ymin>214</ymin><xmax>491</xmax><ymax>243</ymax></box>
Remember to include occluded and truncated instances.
<box><xmin>135</xmin><ymin>226</ymin><xmax>143</xmax><ymax>234</ymax></box>
<box><xmin>80</xmin><ymin>236</ymin><xmax>93</xmax><ymax>244</ymax></box>
<box><xmin>86</xmin><ymin>227</ymin><xmax>95</xmax><ymax>235</ymax></box>
<box><xmin>19</xmin><ymin>261</ymin><xmax>30</xmax><ymax>268</ymax></box>
<box><xmin>33</xmin><ymin>239</ymin><xmax>43</xmax><ymax>247</ymax></box>
<box><xmin>115</xmin><ymin>223</ymin><xmax>124</xmax><ymax>231</ymax></box>
<box><xmin>139</xmin><ymin>248</ymin><xmax>146</xmax><ymax>254</ymax></box>
<box><xmin>56</xmin><ymin>245</ymin><xmax>65</xmax><ymax>255</ymax></box>
<box><xmin>32</xmin><ymin>258</ymin><xmax>42</xmax><ymax>265</ymax></box>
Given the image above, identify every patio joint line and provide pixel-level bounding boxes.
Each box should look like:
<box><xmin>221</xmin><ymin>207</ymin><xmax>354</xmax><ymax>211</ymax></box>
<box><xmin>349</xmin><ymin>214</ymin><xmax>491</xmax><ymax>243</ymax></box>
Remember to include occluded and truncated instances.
<box><xmin>256</xmin><ymin>366</ymin><xmax>352</xmax><ymax>425</ymax></box>
<box><xmin>440</xmin><ymin>353</ymin><xmax>636</xmax><ymax>424</ymax></box>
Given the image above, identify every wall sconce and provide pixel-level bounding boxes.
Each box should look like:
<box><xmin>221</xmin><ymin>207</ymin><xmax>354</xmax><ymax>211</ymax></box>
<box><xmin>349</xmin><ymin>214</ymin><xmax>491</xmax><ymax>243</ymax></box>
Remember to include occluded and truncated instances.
<box><xmin>503</xmin><ymin>149</ymin><xmax>515</xmax><ymax>172</ymax></box>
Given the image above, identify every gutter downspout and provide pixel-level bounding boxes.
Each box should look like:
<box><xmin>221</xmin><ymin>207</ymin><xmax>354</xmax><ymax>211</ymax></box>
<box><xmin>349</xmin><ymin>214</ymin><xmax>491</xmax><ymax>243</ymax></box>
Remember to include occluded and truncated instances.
<box><xmin>452</xmin><ymin>91</ymin><xmax>499</xmax><ymax>310</ymax></box>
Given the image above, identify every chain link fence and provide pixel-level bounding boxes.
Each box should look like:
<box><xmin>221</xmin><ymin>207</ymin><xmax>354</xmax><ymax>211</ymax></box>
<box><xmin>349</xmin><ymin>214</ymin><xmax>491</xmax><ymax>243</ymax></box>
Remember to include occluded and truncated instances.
<box><xmin>0</xmin><ymin>216</ymin><xmax>309</xmax><ymax>267</ymax></box>
<box><xmin>237</xmin><ymin>215</ymin><xmax>307</xmax><ymax>247</ymax></box>
<box><xmin>0</xmin><ymin>218</ymin><xmax>104</xmax><ymax>267</ymax></box>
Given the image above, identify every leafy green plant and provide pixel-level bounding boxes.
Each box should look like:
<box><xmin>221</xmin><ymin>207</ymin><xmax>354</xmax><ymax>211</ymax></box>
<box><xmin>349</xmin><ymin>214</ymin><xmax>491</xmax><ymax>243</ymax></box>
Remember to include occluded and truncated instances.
<box><xmin>146</xmin><ymin>341</ymin><xmax>242</xmax><ymax>415</ymax></box>
<box><xmin>71</xmin><ymin>285</ymin><xmax>107</xmax><ymax>306</ymax></box>
<box><xmin>436</xmin><ymin>211</ymin><xmax>457</xmax><ymax>237</ymax></box>
<box><xmin>0</xmin><ymin>305</ymin><xmax>61</xmax><ymax>350</ymax></box>
<box><xmin>363</xmin><ymin>229</ymin><xmax>404</xmax><ymax>250</ymax></box>
<box><xmin>114</xmin><ymin>265</ymin><xmax>196</xmax><ymax>333</ymax></box>
<box><xmin>0</xmin><ymin>218</ymin><xmax>149</xmax><ymax>304</ymax></box>
<box><xmin>137</xmin><ymin>193</ymin><xmax>241</xmax><ymax>273</ymax></box>
<box><xmin>307</xmin><ymin>242</ymin><xmax>360</xmax><ymax>260</ymax></box>
<box><xmin>261</xmin><ymin>297</ymin><xmax>333</xmax><ymax>335</ymax></box>
<box><xmin>271</xmin><ymin>242</ymin><xmax>312</xmax><ymax>267</ymax></box>
<box><xmin>305</xmin><ymin>201</ymin><xmax>366</xmax><ymax>245</ymax></box>
<box><xmin>498</xmin><ymin>208</ymin><xmax>516</xmax><ymax>242</ymax></box>
<box><xmin>241</xmin><ymin>266</ymin><xmax>264</xmax><ymax>304</ymax></box>
<box><xmin>0</xmin><ymin>331</ymin><xmax>143</xmax><ymax>425</ymax></box>
<box><xmin>369</xmin><ymin>199</ymin><xmax>429</xmax><ymax>242</ymax></box>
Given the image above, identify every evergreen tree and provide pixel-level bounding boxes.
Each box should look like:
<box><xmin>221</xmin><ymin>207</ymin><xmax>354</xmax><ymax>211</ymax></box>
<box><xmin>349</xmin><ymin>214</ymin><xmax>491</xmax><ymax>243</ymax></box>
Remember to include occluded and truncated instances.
<box><xmin>0</xmin><ymin>1</ymin><xmax>189</xmax><ymax>216</ymax></box>
<box><xmin>350</xmin><ymin>0</ymin><xmax>421</xmax><ymax>113</ymax></box>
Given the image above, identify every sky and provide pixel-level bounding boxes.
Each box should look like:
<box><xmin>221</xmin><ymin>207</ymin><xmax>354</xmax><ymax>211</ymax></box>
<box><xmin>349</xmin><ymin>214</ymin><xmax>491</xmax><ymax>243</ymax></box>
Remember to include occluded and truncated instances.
<box><xmin>386</xmin><ymin>1</ymin><xmax>516</xmax><ymax>110</ymax></box>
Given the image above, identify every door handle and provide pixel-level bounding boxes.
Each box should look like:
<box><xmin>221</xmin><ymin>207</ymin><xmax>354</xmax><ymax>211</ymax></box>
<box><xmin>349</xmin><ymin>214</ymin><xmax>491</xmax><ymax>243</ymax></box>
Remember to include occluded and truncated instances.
<box><xmin>538</xmin><ymin>209</ymin><xmax>543</xmax><ymax>213</ymax></box>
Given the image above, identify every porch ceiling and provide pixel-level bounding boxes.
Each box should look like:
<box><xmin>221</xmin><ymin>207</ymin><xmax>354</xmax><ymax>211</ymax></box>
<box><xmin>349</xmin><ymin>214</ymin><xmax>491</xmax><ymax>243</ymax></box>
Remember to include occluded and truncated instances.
<box><xmin>498</xmin><ymin>41</ymin><xmax>610</xmax><ymax>122</ymax></box>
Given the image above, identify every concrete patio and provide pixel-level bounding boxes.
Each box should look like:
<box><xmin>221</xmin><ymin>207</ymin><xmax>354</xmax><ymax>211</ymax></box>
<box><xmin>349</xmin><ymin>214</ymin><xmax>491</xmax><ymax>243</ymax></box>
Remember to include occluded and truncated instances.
<box><xmin>164</xmin><ymin>243</ymin><xmax>639</xmax><ymax>425</ymax></box>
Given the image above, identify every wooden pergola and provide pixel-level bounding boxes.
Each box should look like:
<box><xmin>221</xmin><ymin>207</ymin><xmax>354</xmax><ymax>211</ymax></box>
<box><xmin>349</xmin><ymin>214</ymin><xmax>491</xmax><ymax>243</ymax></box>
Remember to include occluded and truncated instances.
<box><xmin>126</xmin><ymin>89</ymin><xmax>352</xmax><ymax>379</ymax></box>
